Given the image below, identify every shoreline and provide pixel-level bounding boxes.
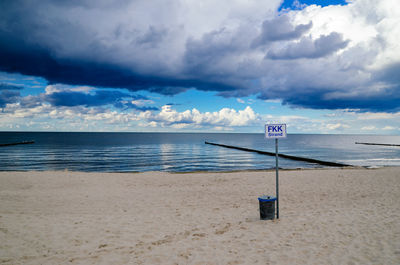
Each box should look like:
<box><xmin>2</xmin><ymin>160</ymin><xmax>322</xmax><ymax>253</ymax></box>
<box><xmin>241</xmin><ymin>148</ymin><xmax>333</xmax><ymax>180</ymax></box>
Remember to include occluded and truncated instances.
<box><xmin>0</xmin><ymin>165</ymin><xmax>383</xmax><ymax>174</ymax></box>
<box><xmin>1</xmin><ymin>167</ymin><xmax>400</xmax><ymax>264</ymax></box>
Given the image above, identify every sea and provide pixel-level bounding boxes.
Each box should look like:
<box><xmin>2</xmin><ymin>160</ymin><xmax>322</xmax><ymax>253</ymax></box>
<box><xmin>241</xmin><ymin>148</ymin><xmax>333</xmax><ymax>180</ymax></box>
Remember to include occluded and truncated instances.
<box><xmin>0</xmin><ymin>132</ymin><xmax>400</xmax><ymax>172</ymax></box>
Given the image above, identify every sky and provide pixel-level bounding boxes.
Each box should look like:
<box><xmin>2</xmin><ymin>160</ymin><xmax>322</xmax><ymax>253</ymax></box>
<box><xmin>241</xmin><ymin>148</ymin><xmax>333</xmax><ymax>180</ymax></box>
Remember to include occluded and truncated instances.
<box><xmin>0</xmin><ymin>0</ymin><xmax>399</xmax><ymax>134</ymax></box>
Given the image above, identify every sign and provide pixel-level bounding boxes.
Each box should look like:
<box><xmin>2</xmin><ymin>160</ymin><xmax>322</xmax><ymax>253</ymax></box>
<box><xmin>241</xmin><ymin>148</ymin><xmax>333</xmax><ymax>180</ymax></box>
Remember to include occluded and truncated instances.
<box><xmin>265</xmin><ymin>124</ymin><xmax>287</xmax><ymax>139</ymax></box>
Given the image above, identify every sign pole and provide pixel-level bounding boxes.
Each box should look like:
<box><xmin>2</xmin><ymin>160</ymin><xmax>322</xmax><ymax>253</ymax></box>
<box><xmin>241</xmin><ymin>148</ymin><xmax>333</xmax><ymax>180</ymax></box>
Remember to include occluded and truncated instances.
<box><xmin>264</xmin><ymin>123</ymin><xmax>286</xmax><ymax>220</ymax></box>
<box><xmin>275</xmin><ymin>138</ymin><xmax>279</xmax><ymax>219</ymax></box>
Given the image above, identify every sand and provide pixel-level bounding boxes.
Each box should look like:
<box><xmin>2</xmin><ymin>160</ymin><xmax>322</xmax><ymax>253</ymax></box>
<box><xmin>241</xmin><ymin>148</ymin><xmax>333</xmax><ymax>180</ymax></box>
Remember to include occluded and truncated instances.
<box><xmin>1</xmin><ymin>167</ymin><xmax>400</xmax><ymax>265</ymax></box>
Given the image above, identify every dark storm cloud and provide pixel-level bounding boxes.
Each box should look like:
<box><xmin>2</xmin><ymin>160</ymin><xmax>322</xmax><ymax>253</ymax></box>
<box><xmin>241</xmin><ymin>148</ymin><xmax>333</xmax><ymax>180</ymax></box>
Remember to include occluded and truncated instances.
<box><xmin>183</xmin><ymin>28</ymin><xmax>242</xmax><ymax>77</ymax></box>
<box><xmin>43</xmin><ymin>90</ymin><xmax>158</xmax><ymax>110</ymax></box>
<box><xmin>267</xmin><ymin>32</ymin><xmax>349</xmax><ymax>59</ymax></box>
<box><xmin>0</xmin><ymin>0</ymin><xmax>236</xmax><ymax>96</ymax></box>
<box><xmin>258</xmin><ymin>82</ymin><xmax>400</xmax><ymax>112</ymax></box>
<box><xmin>136</xmin><ymin>26</ymin><xmax>168</xmax><ymax>47</ymax></box>
<box><xmin>281</xmin><ymin>94</ymin><xmax>400</xmax><ymax>112</ymax></box>
<box><xmin>0</xmin><ymin>33</ymin><xmax>237</xmax><ymax>95</ymax></box>
<box><xmin>0</xmin><ymin>81</ymin><xmax>23</xmax><ymax>107</ymax></box>
<box><xmin>375</xmin><ymin>62</ymin><xmax>400</xmax><ymax>85</ymax></box>
<box><xmin>0</xmin><ymin>38</ymin><xmax>186</xmax><ymax>94</ymax></box>
<box><xmin>252</xmin><ymin>16</ymin><xmax>312</xmax><ymax>47</ymax></box>
<box><xmin>44</xmin><ymin>90</ymin><xmax>128</xmax><ymax>107</ymax></box>
<box><xmin>0</xmin><ymin>90</ymin><xmax>20</xmax><ymax>108</ymax></box>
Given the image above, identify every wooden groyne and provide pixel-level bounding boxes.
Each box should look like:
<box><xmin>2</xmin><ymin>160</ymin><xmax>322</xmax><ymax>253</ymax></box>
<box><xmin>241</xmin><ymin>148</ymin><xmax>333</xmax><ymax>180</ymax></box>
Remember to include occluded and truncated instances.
<box><xmin>205</xmin><ymin>141</ymin><xmax>352</xmax><ymax>167</ymax></box>
<box><xmin>355</xmin><ymin>142</ymin><xmax>400</xmax><ymax>147</ymax></box>
<box><xmin>0</xmin><ymin>141</ymin><xmax>35</xmax><ymax>147</ymax></box>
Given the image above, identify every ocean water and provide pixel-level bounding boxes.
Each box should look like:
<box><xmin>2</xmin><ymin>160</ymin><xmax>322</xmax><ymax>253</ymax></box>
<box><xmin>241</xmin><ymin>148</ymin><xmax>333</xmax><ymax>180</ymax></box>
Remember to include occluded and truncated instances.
<box><xmin>0</xmin><ymin>132</ymin><xmax>399</xmax><ymax>172</ymax></box>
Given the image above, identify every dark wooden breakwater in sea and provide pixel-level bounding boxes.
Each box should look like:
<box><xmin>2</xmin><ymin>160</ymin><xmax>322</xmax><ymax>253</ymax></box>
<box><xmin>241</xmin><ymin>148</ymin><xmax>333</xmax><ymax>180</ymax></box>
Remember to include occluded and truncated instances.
<box><xmin>205</xmin><ymin>141</ymin><xmax>352</xmax><ymax>167</ymax></box>
<box><xmin>0</xmin><ymin>141</ymin><xmax>35</xmax><ymax>147</ymax></box>
<box><xmin>355</xmin><ymin>142</ymin><xmax>400</xmax><ymax>147</ymax></box>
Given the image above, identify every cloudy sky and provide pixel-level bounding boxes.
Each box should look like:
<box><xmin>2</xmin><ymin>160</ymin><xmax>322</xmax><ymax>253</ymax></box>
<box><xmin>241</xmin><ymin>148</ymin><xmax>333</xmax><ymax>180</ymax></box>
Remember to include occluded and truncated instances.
<box><xmin>0</xmin><ymin>0</ymin><xmax>399</xmax><ymax>134</ymax></box>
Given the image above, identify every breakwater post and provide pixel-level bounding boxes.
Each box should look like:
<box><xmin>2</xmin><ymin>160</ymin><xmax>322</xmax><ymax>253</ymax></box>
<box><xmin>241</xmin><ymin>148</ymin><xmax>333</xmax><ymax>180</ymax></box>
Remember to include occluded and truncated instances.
<box><xmin>204</xmin><ymin>142</ymin><xmax>352</xmax><ymax>167</ymax></box>
<box><xmin>355</xmin><ymin>142</ymin><xmax>400</xmax><ymax>147</ymax></box>
<box><xmin>0</xmin><ymin>141</ymin><xmax>35</xmax><ymax>147</ymax></box>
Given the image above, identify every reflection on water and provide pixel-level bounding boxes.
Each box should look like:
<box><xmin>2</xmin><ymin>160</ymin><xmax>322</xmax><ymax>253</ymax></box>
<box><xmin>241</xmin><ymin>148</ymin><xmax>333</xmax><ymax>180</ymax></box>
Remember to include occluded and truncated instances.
<box><xmin>159</xmin><ymin>144</ymin><xmax>174</xmax><ymax>171</ymax></box>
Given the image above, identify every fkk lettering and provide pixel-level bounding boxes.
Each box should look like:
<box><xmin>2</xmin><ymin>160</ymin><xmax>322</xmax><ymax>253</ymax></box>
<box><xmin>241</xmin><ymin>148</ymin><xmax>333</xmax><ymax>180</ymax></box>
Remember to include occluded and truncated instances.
<box><xmin>268</xmin><ymin>125</ymin><xmax>283</xmax><ymax>132</ymax></box>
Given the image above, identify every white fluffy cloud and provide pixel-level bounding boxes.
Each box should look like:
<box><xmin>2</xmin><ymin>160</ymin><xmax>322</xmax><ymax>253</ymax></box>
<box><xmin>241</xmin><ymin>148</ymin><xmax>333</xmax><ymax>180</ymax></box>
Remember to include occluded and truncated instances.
<box><xmin>256</xmin><ymin>0</ymin><xmax>400</xmax><ymax>111</ymax></box>
<box><xmin>140</xmin><ymin>105</ymin><xmax>260</xmax><ymax>128</ymax></box>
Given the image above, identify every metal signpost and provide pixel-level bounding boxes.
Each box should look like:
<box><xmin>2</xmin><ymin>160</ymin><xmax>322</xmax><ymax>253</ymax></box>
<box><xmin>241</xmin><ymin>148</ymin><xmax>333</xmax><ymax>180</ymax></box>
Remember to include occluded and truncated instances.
<box><xmin>265</xmin><ymin>124</ymin><xmax>287</xmax><ymax>219</ymax></box>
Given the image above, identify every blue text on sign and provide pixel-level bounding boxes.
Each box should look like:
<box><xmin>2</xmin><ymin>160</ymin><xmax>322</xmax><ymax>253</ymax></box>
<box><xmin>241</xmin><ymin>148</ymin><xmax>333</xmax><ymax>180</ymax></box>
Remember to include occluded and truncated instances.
<box><xmin>268</xmin><ymin>125</ymin><xmax>283</xmax><ymax>132</ymax></box>
<box><xmin>265</xmin><ymin>124</ymin><xmax>287</xmax><ymax>139</ymax></box>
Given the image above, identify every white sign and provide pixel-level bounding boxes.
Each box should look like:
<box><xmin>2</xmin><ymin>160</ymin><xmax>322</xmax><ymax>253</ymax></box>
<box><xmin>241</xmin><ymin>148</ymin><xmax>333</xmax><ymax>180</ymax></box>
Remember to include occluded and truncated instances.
<box><xmin>265</xmin><ymin>124</ymin><xmax>287</xmax><ymax>139</ymax></box>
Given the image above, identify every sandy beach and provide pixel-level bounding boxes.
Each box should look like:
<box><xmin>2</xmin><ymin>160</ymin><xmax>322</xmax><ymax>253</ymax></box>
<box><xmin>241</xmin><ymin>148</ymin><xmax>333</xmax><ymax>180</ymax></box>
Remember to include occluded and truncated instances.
<box><xmin>1</xmin><ymin>167</ymin><xmax>400</xmax><ymax>264</ymax></box>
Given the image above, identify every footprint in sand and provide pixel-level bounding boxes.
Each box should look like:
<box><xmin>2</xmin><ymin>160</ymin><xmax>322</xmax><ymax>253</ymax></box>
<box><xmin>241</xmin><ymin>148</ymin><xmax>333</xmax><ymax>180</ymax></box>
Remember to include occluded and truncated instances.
<box><xmin>215</xmin><ymin>223</ymin><xmax>231</xmax><ymax>235</ymax></box>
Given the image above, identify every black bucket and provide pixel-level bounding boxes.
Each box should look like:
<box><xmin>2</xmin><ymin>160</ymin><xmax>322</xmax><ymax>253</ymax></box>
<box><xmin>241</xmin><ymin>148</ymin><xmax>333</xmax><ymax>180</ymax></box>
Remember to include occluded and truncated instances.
<box><xmin>258</xmin><ymin>196</ymin><xmax>276</xmax><ymax>220</ymax></box>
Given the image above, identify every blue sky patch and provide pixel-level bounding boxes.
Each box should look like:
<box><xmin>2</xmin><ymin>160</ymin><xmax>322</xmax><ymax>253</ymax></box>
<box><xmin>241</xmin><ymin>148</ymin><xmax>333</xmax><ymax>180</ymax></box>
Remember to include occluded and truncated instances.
<box><xmin>279</xmin><ymin>0</ymin><xmax>349</xmax><ymax>10</ymax></box>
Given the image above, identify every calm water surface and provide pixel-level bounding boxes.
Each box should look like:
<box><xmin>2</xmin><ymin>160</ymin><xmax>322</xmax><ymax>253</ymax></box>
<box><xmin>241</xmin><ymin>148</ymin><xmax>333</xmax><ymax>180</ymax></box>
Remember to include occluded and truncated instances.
<box><xmin>0</xmin><ymin>132</ymin><xmax>399</xmax><ymax>172</ymax></box>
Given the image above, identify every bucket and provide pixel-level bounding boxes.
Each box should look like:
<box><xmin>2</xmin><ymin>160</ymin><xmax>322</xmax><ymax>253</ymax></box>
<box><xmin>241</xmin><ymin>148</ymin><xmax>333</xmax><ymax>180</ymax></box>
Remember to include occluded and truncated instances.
<box><xmin>258</xmin><ymin>195</ymin><xmax>276</xmax><ymax>220</ymax></box>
